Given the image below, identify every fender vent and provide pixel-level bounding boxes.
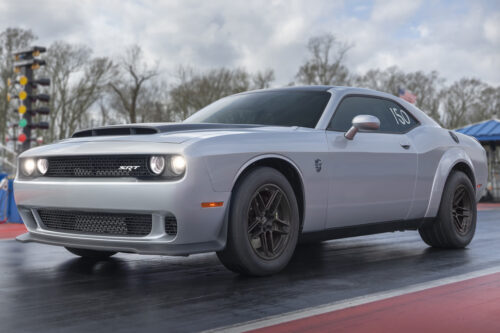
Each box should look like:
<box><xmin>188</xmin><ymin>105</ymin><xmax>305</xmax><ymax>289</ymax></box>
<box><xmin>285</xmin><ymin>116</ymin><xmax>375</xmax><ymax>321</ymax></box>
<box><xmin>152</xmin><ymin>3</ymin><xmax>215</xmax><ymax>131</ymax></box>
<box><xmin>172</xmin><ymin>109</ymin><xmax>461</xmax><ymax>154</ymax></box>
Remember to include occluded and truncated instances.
<box><xmin>449</xmin><ymin>131</ymin><xmax>459</xmax><ymax>143</ymax></box>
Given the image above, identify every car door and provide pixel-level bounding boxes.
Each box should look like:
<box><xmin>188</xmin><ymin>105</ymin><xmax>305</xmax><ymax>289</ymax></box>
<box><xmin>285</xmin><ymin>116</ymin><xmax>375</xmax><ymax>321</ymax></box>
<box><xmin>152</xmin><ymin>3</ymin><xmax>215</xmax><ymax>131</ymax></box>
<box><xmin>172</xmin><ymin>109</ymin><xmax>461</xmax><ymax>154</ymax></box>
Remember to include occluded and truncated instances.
<box><xmin>325</xmin><ymin>95</ymin><xmax>419</xmax><ymax>228</ymax></box>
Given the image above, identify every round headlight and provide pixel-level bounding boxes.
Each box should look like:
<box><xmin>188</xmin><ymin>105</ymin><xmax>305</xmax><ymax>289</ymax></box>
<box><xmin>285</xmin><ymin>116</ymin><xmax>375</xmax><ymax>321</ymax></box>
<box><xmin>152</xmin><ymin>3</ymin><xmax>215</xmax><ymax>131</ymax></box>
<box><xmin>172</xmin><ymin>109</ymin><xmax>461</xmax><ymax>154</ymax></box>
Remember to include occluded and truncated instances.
<box><xmin>22</xmin><ymin>158</ymin><xmax>36</xmax><ymax>176</ymax></box>
<box><xmin>149</xmin><ymin>156</ymin><xmax>166</xmax><ymax>175</ymax></box>
<box><xmin>37</xmin><ymin>158</ymin><xmax>49</xmax><ymax>175</ymax></box>
<box><xmin>170</xmin><ymin>155</ymin><xmax>186</xmax><ymax>175</ymax></box>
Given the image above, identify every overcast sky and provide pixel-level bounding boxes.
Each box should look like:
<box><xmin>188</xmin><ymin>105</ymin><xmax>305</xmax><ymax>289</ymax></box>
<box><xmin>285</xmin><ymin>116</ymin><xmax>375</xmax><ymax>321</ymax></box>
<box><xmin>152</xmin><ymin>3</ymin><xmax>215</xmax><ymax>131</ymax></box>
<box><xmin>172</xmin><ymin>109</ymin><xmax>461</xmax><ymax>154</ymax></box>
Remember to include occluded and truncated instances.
<box><xmin>1</xmin><ymin>0</ymin><xmax>499</xmax><ymax>86</ymax></box>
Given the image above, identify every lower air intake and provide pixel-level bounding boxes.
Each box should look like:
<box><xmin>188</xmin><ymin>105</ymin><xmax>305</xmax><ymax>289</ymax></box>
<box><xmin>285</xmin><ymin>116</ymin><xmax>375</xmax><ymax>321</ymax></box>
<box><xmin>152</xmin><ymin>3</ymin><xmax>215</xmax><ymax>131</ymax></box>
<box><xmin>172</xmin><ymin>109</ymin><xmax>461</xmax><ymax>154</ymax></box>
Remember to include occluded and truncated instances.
<box><xmin>37</xmin><ymin>210</ymin><xmax>152</xmax><ymax>236</ymax></box>
<box><xmin>165</xmin><ymin>215</ymin><xmax>178</xmax><ymax>236</ymax></box>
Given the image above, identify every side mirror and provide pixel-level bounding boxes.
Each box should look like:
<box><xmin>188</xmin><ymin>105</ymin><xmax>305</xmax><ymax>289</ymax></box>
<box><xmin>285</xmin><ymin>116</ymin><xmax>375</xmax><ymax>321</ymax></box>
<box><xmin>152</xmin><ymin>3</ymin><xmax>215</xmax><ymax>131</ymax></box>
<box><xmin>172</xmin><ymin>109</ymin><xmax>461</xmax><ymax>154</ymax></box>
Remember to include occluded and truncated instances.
<box><xmin>344</xmin><ymin>115</ymin><xmax>380</xmax><ymax>140</ymax></box>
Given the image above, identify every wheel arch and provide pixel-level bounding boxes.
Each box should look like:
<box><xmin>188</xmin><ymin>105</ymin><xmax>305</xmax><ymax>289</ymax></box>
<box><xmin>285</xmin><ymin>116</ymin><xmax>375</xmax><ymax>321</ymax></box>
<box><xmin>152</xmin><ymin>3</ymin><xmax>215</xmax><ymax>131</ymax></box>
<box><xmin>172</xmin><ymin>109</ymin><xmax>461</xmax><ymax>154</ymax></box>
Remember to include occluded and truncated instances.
<box><xmin>231</xmin><ymin>155</ymin><xmax>305</xmax><ymax>230</ymax></box>
<box><xmin>450</xmin><ymin>162</ymin><xmax>476</xmax><ymax>188</ymax></box>
<box><xmin>425</xmin><ymin>148</ymin><xmax>476</xmax><ymax>218</ymax></box>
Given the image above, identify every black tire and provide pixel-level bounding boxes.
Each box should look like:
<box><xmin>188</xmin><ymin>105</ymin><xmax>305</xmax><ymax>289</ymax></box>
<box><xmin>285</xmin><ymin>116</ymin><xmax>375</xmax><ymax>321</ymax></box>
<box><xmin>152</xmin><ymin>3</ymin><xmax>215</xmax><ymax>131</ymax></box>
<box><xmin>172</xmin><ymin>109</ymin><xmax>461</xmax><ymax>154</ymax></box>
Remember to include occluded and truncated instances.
<box><xmin>217</xmin><ymin>167</ymin><xmax>300</xmax><ymax>276</ymax></box>
<box><xmin>65</xmin><ymin>247</ymin><xmax>117</xmax><ymax>260</ymax></box>
<box><xmin>419</xmin><ymin>171</ymin><xmax>477</xmax><ymax>248</ymax></box>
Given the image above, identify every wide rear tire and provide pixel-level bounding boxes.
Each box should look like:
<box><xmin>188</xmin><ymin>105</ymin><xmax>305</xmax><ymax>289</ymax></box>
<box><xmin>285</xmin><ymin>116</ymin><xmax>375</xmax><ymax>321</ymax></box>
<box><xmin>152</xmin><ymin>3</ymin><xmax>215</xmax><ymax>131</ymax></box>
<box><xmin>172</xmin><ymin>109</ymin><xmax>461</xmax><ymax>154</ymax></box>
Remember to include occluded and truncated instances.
<box><xmin>65</xmin><ymin>247</ymin><xmax>117</xmax><ymax>260</ymax></box>
<box><xmin>419</xmin><ymin>171</ymin><xmax>476</xmax><ymax>248</ymax></box>
<box><xmin>217</xmin><ymin>167</ymin><xmax>300</xmax><ymax>276</ymax></box>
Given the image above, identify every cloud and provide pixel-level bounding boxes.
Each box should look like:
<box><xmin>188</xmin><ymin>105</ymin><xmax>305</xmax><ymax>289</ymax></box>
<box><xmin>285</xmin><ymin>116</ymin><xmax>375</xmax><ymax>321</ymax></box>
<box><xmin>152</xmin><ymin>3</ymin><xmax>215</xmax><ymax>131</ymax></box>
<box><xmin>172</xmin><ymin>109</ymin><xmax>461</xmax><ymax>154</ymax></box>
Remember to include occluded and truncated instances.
<box><xmin>0</xmin><ymin>0</ymin><xmax>498</xmax><ymax>86</ymax></box>
<box><xmin>371</xmin><ymin>0</ymin><xmax>423</xmax><ymax>23</ymax></box>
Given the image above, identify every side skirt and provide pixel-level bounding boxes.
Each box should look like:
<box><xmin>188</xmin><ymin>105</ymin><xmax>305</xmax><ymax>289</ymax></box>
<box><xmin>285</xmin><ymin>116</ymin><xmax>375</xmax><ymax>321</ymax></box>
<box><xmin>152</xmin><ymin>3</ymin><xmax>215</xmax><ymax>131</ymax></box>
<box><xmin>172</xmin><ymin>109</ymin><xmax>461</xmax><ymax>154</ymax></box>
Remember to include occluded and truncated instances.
<box><xmin>299</xmin><ymin>218</ymin><xmax>433</xmax><ymax>243</ymax></box>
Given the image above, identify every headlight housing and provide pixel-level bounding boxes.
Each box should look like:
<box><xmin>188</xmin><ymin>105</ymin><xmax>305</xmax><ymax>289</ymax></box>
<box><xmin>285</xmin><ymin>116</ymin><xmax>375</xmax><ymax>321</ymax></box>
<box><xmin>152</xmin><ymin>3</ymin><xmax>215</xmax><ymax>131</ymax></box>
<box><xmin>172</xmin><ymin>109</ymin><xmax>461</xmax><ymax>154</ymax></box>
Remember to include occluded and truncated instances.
<box><xmin>37</xmin><ymin>158</ymin><xmax>49</xmax><ymax>175</ymax></box>
<box><xmin>21</xmin><ymin>158</ymin><xmax>36</xmax><ymax>176</ymax></box>
<box><xmin>19</xmin><ymin>158</ymin><xmax>49</xmax><ymax>178</ymax></box>
<box><xmin>149</xmin><ymin>156</ymin><xmax>166</xmax><ymax>175</ymax></box>
<box><xmin>147</xmin><ymin>155</ymin><xmax>186</xmax><ymax>178</ymax></box>
<box><xmin>170</xmin><ymin>155</ymin><xmax>186</xmax><ymax>176</ymax></box>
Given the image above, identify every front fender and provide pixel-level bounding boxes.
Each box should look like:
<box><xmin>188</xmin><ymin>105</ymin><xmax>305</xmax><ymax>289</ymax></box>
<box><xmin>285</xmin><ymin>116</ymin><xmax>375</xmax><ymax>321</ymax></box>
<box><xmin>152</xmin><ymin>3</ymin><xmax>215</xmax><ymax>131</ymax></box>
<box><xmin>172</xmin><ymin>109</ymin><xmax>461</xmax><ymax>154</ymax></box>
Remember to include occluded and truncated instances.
<box><xmin>424</xmin><ymin>148</ymin><xmax>475</xmax><ymax>218</ymax></box>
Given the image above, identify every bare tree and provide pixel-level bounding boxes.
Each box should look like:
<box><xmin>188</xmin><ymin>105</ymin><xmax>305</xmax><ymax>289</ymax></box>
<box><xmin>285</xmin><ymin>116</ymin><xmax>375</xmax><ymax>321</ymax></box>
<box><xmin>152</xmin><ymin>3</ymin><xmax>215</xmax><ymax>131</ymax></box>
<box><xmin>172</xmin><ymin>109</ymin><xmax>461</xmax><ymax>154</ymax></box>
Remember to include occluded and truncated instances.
<box><xmin>441</xmin><ymin>78</ymin><xmax>488</xmax><ymax>128</ymax></box>
<box><xmin>355</xmin><ymin>67</ymin><xmax>445</xmax><ymax>123</ymax></box>
<box><xmin>108</xmin><ymin>45</ymin><xmax>159</xmax><ymax>123</ymax></box>
<box><xmin>253</xmin><ymin>69</ymin><xmax>275</xmax><ymax>89</ymax></box>
<box><xmin>403</xmin><ymin>70</ymin><xmax>444</xmax><ymax>123</ymax></box>
<box><xmin>169</xmin><ymin>66</ymin><xmax>274</xmax><ymax>120</ymax></box>
<box><xmin>296</xmin><ymin>34</ymin><xmax>352</xmax><ymax>86</ymax></box>
<box><xmin>41</xmin><ymin>41</ymin><xmax>113</xmax><ymax>141</ymax></box>
<box><xmin>63</xmin><ymin>57</ymin><xmax>114</xmax><ymax>136</ymax></box>
<box><xmin>0</xmin><ymin>28</ymin><xmax>36</xmax><ymax>145</ymax></box>
<box><xmin>468</xmin><ymin>86</ymin><xmax>500</xmax><ymax>123</ymax></box>
<box><xmin>355</xmin><ymin>66</ymin><xmax>406</xmax><ymax>95</ymax></box>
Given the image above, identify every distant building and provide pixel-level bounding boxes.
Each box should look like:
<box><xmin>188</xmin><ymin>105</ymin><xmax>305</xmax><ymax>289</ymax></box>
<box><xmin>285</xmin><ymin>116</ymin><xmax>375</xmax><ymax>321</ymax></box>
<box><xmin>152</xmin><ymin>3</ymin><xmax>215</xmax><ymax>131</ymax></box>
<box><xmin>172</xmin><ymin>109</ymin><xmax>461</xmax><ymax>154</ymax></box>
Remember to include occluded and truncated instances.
<box><xmin>456</xmin><ymin>119</ymin><xmax>500</xmax><ymax>201</ymax></box>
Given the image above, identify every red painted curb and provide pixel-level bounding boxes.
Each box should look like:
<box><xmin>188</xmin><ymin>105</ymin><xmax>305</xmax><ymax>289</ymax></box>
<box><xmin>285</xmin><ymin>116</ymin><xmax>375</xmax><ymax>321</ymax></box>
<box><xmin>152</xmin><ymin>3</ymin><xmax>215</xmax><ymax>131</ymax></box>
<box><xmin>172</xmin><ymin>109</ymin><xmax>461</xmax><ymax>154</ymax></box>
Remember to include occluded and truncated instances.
<box><xmin>0</xmin><ymin>223</ymin><xmax>27</xmax><ymax>239</ymax></box>
<box><xmin>250</xmin><ymin>273</ymin><xmax>500</xmax><ymax>333</ymax></box>
<box><xmin>478</xmin><ymin>203</ymin><xmax>500</xmax><ymax>211</ymax></box>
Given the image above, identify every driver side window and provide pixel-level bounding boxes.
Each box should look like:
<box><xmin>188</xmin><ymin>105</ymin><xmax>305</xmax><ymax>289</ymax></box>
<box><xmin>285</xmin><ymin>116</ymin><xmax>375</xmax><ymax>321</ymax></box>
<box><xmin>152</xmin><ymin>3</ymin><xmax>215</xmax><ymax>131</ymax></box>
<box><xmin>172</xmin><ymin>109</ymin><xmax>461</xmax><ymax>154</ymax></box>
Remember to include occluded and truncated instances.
<box><xmin>328</xmin><ymin>96</ymin><xmax>419</xmax><ymax>134</ymax></box>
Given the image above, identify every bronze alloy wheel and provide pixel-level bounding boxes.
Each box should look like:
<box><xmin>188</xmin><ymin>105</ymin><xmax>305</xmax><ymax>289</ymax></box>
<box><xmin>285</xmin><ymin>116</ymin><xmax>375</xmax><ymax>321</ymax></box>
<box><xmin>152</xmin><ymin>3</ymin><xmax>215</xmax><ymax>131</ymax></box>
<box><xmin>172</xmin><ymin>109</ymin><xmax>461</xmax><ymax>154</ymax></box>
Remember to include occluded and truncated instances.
<box><xmin>247</xmin><ymin>184</ymin><xmax>292</xmax><ymax>260</ymax></box>
<box><xmin>452</xmin><ymin>184</ymin><xmax>473</xmax><ymax>236</ymax></box>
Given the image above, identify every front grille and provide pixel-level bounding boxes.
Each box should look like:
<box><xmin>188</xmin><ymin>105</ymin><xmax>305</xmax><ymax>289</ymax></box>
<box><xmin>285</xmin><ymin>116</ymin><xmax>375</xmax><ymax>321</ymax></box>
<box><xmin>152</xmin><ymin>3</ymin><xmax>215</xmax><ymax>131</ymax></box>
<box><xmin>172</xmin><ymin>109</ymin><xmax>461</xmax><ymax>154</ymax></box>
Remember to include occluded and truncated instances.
<box><xmin>165</xmin><ymin>215</ymin><xmax>178</xmax><ymax>236</ymax></box>
<box><xmin>37</xmin><ymin>209</ymin><xmax>152</xmax><ymax>236</ymax></box>
<box><xmin>45</xmin><ymin>155</ymin><xmax>154</xmax><ymax>178</ymax></box>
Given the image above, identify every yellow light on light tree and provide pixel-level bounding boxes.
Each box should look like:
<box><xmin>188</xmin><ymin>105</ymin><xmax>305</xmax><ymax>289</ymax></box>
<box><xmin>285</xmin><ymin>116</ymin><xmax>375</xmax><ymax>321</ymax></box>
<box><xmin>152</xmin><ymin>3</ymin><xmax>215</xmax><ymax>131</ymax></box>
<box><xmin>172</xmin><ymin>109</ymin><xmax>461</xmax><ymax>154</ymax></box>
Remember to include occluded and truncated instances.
<box><xmin>18</xmin><ymin>105</ymin><xmax>27</xmax><ymax>115</ymax></box>
<box><xmin>19</xmin><ymin>76</ymin><xmax>28</xmax><ymax>86</ymax></box>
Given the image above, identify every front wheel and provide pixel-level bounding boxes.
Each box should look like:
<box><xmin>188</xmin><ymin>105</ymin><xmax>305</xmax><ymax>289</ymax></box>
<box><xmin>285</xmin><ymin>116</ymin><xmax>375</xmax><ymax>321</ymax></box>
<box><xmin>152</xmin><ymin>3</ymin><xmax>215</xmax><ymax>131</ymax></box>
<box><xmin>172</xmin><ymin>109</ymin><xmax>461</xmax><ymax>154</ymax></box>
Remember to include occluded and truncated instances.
<box><xmin>419</xmin><ymin>171</ymin><xmax>477</xmax><ymax>248</ymax></box>
<box><xmin>65</xmin><ymin>247</ymin><xmax>117</xmax><ymax>260</ymax></box>
<box><xmin>217</xmin><ymin>167</ymin><xmax>300</xmax><ymax>276</ymax></box>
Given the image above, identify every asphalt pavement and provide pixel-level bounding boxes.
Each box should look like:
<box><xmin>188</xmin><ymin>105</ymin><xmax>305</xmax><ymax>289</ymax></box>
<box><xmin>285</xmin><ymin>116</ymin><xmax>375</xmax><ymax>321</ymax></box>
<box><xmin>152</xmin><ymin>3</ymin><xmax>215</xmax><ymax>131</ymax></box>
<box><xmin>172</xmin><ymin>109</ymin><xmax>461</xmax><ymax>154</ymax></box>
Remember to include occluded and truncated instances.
<box><xmin>1</xmin><ymin>209</ymin><xmax>499</xmax><ymax>333</ymax></box>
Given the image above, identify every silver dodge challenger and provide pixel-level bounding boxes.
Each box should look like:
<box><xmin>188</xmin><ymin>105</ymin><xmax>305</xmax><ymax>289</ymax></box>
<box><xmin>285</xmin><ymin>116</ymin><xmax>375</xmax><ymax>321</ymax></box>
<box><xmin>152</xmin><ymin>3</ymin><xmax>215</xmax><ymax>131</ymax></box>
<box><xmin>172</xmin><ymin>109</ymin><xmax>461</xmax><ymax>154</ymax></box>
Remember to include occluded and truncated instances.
<box><xmin>14</xmin><ymin>86</ymin><xmax>488</xmax><ymax>276</ymax></box>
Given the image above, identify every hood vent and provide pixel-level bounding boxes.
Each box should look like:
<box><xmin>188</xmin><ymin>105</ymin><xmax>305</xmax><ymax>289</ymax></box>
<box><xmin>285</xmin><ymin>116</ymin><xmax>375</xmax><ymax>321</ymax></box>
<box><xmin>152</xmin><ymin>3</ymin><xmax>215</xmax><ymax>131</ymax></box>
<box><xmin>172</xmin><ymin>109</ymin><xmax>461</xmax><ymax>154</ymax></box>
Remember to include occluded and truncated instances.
<box><xmin>72</xmin><ymin>126</ymin><xmax>159</xmax><ymax>138</ymax></box>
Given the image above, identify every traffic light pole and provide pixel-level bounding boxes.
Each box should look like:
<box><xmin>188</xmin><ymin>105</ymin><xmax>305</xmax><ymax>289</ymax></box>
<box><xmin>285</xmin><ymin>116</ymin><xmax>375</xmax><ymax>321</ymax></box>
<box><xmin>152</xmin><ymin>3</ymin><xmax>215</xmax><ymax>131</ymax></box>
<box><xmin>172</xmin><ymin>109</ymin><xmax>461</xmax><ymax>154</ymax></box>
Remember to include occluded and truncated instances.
<box><xmin>10</xmin><ymin>46</ymin><xmax>50</xmax><ymax>152</ymax></box>
<box><xmin>22</xmin><ymin>53</ymin><xmax>33</xmax><ymax>151</ymax></box>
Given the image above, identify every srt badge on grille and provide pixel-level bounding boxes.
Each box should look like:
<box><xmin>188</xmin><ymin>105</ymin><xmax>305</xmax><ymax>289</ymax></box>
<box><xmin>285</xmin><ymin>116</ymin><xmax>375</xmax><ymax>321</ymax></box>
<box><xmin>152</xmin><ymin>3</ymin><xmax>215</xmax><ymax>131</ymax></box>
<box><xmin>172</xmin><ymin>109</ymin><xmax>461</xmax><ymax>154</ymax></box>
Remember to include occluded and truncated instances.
<box><xmin>119</xmin><ymin>166</ymin><xmax>141</xmax><ymax>171</ymax></box>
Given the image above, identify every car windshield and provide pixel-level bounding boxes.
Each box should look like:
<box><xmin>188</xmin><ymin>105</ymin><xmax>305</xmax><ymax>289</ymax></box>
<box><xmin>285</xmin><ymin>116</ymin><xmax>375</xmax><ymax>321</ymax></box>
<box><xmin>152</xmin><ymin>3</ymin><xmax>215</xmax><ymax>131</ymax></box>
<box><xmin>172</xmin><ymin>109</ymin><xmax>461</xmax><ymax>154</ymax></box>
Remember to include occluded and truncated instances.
<box><xmin>184</xmin><ymin>90</ymin><xmax>331</xmax><ymax>128</ymax></box>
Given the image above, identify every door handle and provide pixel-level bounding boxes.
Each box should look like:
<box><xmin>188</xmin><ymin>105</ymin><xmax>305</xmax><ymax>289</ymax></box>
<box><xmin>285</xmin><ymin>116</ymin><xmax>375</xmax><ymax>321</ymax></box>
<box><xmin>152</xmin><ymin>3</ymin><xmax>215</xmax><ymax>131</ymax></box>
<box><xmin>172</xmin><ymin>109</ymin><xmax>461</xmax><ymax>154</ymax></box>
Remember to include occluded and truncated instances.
<box><xmin>400</xmin><ymin>143</ymin><xmax>411</xmax><ymax>149</ymax></box>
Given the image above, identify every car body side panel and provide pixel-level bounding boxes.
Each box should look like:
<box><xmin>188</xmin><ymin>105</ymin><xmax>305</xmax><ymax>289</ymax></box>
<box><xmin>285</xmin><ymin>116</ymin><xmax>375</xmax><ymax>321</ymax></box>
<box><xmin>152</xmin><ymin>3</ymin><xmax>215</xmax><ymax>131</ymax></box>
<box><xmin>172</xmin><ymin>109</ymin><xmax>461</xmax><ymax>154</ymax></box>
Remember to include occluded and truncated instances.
<box><xmin>325</xmin><ymin>131</ymin><xmax>418</xmax><ymax>227</ymax></box>
<box><xmin>405</xmin><ymin>126</ymin><xmax>449</xmax><ymax>219</ymax></box>
<box><xmin>194</xmin><ymin>130</ymin><xmax>330</xmax><ymax>232</ymax></box>
<box><xmin>405</xmin><ymin>126</ymin><xmax>487</xmax><ymax>219</ymax></box>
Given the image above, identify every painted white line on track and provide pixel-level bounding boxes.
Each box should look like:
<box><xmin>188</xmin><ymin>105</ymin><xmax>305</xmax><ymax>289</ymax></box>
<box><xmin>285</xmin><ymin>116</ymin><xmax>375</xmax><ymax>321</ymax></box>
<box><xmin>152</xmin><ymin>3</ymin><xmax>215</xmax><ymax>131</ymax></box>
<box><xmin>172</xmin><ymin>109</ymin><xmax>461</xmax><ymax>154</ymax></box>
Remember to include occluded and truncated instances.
<box><xmin>206</xmin><ymin>266</ymin><xmax>500</xmax><ymax>333</ymax></box>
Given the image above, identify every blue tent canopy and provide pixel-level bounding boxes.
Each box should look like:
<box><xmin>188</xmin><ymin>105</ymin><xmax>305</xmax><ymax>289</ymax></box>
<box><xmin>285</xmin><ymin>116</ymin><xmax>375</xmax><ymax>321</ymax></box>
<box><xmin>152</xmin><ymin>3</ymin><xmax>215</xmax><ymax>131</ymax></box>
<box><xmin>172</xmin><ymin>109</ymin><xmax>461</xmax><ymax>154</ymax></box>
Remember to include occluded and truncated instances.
<box><xmin>456</xmin><ymin>119</ymin><xmax>500</xmax><ymax>142</ymax></box>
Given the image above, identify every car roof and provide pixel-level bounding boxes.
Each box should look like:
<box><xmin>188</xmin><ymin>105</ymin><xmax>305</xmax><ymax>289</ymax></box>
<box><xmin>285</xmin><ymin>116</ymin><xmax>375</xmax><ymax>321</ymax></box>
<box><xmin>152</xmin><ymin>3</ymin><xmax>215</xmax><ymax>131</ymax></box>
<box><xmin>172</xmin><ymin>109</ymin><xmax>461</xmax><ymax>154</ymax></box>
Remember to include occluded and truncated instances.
<box><xmin>240</xmin><ymin>85</ymin><xmax>393</xmax><ymax>95</ymax></box>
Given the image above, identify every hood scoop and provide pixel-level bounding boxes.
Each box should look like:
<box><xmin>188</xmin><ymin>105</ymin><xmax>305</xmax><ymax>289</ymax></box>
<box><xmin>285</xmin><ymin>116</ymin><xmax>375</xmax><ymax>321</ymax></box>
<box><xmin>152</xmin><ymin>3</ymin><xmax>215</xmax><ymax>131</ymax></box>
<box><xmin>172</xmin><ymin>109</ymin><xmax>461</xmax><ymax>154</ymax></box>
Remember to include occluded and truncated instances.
<box><xmin>72</xmin><ymin>126</ymin><xmax>158</xmax><ymax>138</ymax></box>
<box><xmin>72</xmin><ymin>123</ymin><xmax>261</xmax><ymax>138</ymax></box>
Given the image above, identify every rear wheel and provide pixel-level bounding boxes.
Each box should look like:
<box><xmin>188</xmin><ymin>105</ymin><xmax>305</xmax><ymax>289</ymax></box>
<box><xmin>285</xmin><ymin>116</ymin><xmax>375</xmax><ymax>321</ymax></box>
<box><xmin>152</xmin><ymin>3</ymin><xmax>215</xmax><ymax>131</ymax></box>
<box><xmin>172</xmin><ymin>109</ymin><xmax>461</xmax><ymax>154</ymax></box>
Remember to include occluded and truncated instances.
<box><xmin>65</xmin><ymin>247</ymin><xmax>117</xmax><ymax>260</ymax></box>
<box><xmin>217</xmin><ymin>167</ymin><xmax>300</xmax><ymax>276</ymax></box>
<box><xmin>419</xmin><ymin>171</ymin><xmax>476</xmax><ymax>248</ymax></box>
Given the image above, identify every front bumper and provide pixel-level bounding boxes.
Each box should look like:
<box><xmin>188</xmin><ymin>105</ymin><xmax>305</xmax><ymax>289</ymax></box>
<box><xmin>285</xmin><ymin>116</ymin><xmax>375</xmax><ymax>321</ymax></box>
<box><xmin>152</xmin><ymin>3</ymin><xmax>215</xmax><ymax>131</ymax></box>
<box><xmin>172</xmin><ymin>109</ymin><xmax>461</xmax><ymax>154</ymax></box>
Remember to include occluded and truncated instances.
<box><xmin>14</xmin><ymin>164</ymin><xmax>231</xmax><ymax>256</ymax></box>
<box><xmin>16</xmin><ymin>231</ymin><xmax>224</xmax><ymax>256</ymax></box>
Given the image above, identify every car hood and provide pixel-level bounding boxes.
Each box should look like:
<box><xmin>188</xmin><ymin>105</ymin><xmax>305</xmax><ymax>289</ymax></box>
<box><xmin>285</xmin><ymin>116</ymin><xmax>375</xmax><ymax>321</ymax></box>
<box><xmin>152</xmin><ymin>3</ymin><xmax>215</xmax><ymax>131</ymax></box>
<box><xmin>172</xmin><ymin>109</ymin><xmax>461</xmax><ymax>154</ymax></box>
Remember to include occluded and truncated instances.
<box><xmin>60</xmin><ymin>123</ymin><xmax>307</xmax><ymax>144</ymax></box>
<box><xmin>20</xmin><ymin>123</ymin><xmax>318</xmax><ymax>158</ymax></box>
